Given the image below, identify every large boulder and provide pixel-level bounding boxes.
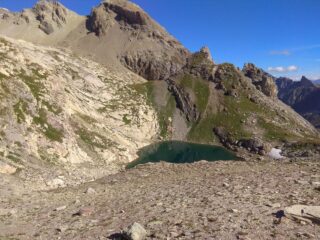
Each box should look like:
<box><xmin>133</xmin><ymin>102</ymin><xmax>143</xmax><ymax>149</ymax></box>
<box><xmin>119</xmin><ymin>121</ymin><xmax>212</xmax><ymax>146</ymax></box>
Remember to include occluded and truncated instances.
<box><xmin>123</xmin><ymin>222</ymin><xmax>147</xmax><ymax>240</ymax></box>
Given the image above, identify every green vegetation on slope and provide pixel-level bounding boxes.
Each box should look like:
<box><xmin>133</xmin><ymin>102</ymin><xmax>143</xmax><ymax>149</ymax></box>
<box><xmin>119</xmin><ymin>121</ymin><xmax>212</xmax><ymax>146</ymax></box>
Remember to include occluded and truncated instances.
<box><xmin>130</xmin><ymin>81</ymin><xmax>176</xmax><ymax>138</ymax></box>
<box><xmin>18</xmin><ymin>69</ymin><xmax>47</xmax><ymax>101</ymax></box>
<box><xmin>258</xmin><ymin>118</ymin><xmax>298</xmax><ymax>141</ymax></box>
<box><xmin>13</xmin><ymin>99</ymin><xmax>28</xmax><ymax>124</ymax></box>
<box><xmin>75</xmin><ymin>127</ymin><xmax>114</xmax><ymax>150</ymax></box>
<box><xmin>180</xmin><ymin>74</ymin><xmax>210</xmax><ymax>113</ymax></box>
<box><xmin>187</xmin><ymin>96</ymin><xmax>254</xmax><ymax>143</ymax></box>
<box><xmin>33</xmin><ymin>108</ymin><xmax>64</xmax><ymax>142</ymax></box>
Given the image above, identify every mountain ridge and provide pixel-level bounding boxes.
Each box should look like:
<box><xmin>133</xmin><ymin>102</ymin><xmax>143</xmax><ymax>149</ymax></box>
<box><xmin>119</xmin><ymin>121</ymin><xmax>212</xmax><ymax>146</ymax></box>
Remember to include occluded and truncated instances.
<box><xmin>276</xmin><ymin>75</ymin><xmax>320</xmax><ymax>128</ymax></box>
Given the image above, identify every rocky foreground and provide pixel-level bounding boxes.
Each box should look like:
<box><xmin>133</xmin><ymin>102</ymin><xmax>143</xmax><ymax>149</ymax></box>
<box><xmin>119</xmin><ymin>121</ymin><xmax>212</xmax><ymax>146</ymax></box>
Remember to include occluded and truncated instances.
<box><xmin>1</xmin><ymin>158</ymin><xmax>320</xmax><ymax>240</ymax></box>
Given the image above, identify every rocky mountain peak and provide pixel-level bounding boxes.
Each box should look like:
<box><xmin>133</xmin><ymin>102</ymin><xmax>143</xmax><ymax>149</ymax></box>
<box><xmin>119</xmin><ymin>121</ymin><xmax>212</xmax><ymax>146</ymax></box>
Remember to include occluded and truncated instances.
<box><xmin>300</xmin><ymin>76</ymin><xmax>314</xmax><ymax>87</ymax></box>
<box><xmin>242</xmin><ymin>63</ymin><xmax>278</xmax><ymax>98</ymax></box>
<box><xmin>200</xmin><ymin>46</ymin><xmax>214</xmax><ymax>62</ymax></box>
<box><xmin>32</xmin><ymin>0</ymin><xmax>69</xmax><ymax>34</ymax></box>
<box><xmin>89</xmin><ymin>0</ymin><xmax>155</xmax><ymax>36</ymax></box>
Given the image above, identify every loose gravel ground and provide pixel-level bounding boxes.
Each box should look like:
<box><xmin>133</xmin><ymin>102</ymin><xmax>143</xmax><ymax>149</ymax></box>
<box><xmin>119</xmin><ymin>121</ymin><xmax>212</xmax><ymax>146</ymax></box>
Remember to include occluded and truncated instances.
<box><xmin>1</xmin><ymin>159</ymin><xmax>320</xmax><ymax>239</ymax></box>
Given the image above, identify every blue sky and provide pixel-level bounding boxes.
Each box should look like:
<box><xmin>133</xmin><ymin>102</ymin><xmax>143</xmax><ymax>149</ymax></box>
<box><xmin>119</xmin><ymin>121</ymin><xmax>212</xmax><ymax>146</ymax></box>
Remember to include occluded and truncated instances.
<box><xmin>1</xmin><ymin>0</ymin><xmax>320</xmax><ymax>80</ymax></box>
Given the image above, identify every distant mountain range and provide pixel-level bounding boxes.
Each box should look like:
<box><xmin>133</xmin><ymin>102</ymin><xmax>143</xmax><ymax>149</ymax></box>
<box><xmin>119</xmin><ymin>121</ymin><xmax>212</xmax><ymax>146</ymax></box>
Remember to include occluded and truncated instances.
<box><xmin>313</xmin><ymin>79</ymin><xmax>320</xmax><ymax>85</ymax></box>
<box><xmin>276</xmin><ymin>76</ymin><xmax>320</xmax><ymax>128</ymax></box>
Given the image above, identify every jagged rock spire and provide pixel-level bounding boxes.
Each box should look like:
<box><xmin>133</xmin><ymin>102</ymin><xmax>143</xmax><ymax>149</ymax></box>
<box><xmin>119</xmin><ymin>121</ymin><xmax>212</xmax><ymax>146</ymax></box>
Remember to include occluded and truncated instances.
<box><xmin>200</xmin><ymin>46</ymin><xmax>213</xmax><ymax>62</ymax></box>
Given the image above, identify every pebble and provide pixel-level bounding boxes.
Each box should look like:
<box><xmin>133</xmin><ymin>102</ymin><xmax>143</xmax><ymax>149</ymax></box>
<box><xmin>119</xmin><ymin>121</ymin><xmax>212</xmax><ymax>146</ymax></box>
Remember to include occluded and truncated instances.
<box><xmin>266</xmin><ymin>203</ymin><xmax>281</xmax><ymax>208</ymax></box>
<box><xmin>85</xmin><ymin>187</ymin><xmax>96</xmax><ymax>194</ymax></box>
<box><xmin>73</xmin><ymin>207</ymin><xmax>94</xmax><ymax>217</ymax></box>
<box><xmin>54</xmin><ymin>206</ymin><xmax>67</xmax><ymax>211</ymax></box>
<box><xmin>294</xmin><ymin>180</ymin><xmax>309</xmax><ymax>185</ymax></box>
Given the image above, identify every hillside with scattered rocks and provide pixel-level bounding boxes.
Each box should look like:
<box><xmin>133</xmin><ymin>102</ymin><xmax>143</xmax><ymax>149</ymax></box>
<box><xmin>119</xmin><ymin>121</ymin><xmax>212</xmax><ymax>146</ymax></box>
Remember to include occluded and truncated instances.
<box><xmin>0</xmin><ymin>36</ymin><xmax>158</xmax><ymax>189</ymax></box>
<box><xmin>0</xmin><ymin>1</ymin><xmax>320</xmax><ymax>239</ymax></box>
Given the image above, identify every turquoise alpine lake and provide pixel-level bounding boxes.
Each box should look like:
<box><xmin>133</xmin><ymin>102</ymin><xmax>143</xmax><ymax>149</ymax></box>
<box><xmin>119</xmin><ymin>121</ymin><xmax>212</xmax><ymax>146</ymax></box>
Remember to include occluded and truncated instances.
<box><xmin>126</xmin><ymin>141</ymin><xmax>239</xmax><ymax>169</ymax></box>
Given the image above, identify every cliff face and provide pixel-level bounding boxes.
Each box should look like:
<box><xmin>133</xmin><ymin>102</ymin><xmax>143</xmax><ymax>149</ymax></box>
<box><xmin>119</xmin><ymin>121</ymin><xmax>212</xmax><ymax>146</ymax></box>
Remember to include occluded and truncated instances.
<box><xmin>276</xmin><ymin>76</ymin><xmax>320</xmax><ymax>128</ymax></box>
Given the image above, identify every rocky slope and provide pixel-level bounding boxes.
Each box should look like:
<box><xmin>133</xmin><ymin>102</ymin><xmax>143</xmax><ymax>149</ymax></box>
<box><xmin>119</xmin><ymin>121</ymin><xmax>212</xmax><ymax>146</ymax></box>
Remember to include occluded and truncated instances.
<box><xmin>276</xmin><ymin>76</ymin><xmax>320</xmax><ymax>128</ymax></box>
<box><xmin>1</xmin><ymin>159</ymin><xmax>320</xmax><ymax>239</ymax></box>
<box><xmin>0</xmin><ymin>36</ymin><xmax>158</xmax><ymax>189</ymax></box>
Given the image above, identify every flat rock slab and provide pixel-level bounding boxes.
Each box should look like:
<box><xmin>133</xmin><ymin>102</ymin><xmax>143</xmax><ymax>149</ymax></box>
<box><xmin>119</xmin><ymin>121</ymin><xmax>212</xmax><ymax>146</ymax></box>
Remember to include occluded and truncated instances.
<box><xmin>285</xmin><ymin>205</ymin><xmax>320</xmax><ymax>224</ymax></box>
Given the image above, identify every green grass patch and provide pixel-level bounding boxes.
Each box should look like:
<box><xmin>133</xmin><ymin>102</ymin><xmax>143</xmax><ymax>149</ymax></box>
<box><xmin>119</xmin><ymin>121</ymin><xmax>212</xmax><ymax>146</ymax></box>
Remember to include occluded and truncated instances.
<box><xmin>7</xmin><ymin>154</ymin><xmax>22</xmax><ymax>164</ymax></box>
<box><xmin>130</xmin><ymin>81</ymin><xmax>177</xmax><ymax>138</ymax></box>
<box><xmin>258</xmin><ymin>118</ymin><xmax>297</xmax><ymax>141</ymax></box>
<box><xmin>33</xmin><ymin>108</ymin><xmax>64</xmax><ymax>142</ymax></box>
<box><xmin>129</xmin><ymin>82</ymin><xmax>154</xmax><ymax>106</ymax></box>
<box><xmin>157</xmin><ymin>95</ymin><xmax>176</xmax><ymax>138</ymax></box>
<box><xmin>18</xmin><ymin>68</ymin><xmax>48</xmax><ymax>101</ymax></box>
<box><xmin>43</xmin><ymin>101</ymin><xmax>62</xmax><ymax>115</ymax></box>
<box><xmin>179</xmin><ymin>74</ymin><xmax>210</xmax><ymax>113</ymax></box>
<box><xmin>13</xmin><ymin>99</ymin><xmax>28</xmax><ymax>124</ymax></box>
<box><xmin>188</xmin><ymin>96</ymin><xmax>254</xmax><ymax>143</ymax></box>
<box><xmin>38</xmin><ymin>148</ymin><xmax>59</xmax><ymax>164</ymax></box>
<box><xmin>122</xmin><ymin>114</ymin><xmax>131</xmax><ymax>125</ymax></box>
<box><xmin>76</xmin><ymin>127</ymin><xmax>114</xmax><ymax>150</ymax></box>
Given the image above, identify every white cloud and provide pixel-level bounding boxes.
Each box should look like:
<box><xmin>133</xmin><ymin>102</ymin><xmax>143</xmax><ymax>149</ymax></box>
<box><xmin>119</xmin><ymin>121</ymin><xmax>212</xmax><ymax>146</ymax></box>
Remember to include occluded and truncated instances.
<box><xmin>287</xmin><ymin>65</ymin><xmax>298</xmax><ymax>71</ymax></box>
<box><xmin>268</xmin><ymin>65</ymin><xmax>298</xmax><ymax>73</ymax></box>
<box><xmin>269</xmin><ymin>50</ymin><xmax>291</xmax><ymax>56</ymax></box>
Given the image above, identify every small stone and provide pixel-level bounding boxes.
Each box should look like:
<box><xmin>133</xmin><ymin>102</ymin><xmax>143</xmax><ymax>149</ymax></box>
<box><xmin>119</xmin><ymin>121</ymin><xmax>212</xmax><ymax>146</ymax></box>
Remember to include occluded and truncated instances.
<box><xmin>0</xmin><ymin>162</ymin><xmax>17</xmax><ymax>174</ymax></box>
<box><xmin>266</xmin><ymin>203</ymin><xmax>281</xmax><ymax>208</ymax></box>
<box><xmin>311</xmin><ymin>181</ymin><xmax>320</xmax><ymax>187</ymax></box>
<box><xmin>223</xmin><ymin>182</ymin><xmax>230</xmax><ymax>187</ymax></box>
<box><xmin>47</xmin><ymin>178</ymin><xmax>65</xmax><ymax>188</ymax></box>
<box><xmin>303</xmin><ymin>232</ymin><xmax>315</xmax><ymax>238</ymax></box>
<box><xmin>228</xmin><ymin>209</ymin><xmax>239</xmax><ymax>213</ymax></box>
<box><xmin>123</xmin><ymin>222</ymin><xmax>147</xmax><ymax>240</ymax></box>
<box><xmin>54</xmin><ymin>206</ymin><xmax>67</xmax><ymax>211</ymax></box>
<box><xmin>294</xmin><ymin>180</ymin><xmax>309</xmax><ymax>185</ymax></box>
<box><xmin>56</xmin><ymin>225</ymin><xmax>68</xmax><ymax>233</ymax></box>
<box><xmin>73</xmin><ymin>207</ymin><xmax>94</xmax><ymax>217</ymax></box>
<box><xmin>85</xmin><ymin>187</ymin><xmax>96</xmax><ymax>195</ymax></box>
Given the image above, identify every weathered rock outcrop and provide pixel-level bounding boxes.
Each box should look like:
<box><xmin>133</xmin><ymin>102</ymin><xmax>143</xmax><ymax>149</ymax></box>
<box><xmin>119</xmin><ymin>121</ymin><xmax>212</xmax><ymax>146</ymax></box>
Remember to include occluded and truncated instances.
<box><xmin>33</xmin><ymin>0</ymin><xmax>68</xmax><ymax>34</ymax></box>
<box><xmin>213</xmin><ymin>127</ymin><xmax>271</xmax><ymax>155</ymax></box>
<box><xmin>184</xmin><ymin>47</ymin><xmax>216</xmax><ymax>80</ymax></box>
<box><xmin>243</xmin><ymin>63</ymin><xmax>278</xmax><ymax>98</ymax></box>
<box><xmin>167</xmin><ymin>79</ymin><xmax>200</xmax><ymax>122</ymax></box>
<box><xmin>88</xmin><ymin>0</ymin><xmax>149</xmax><ymax>35</ymax></box>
